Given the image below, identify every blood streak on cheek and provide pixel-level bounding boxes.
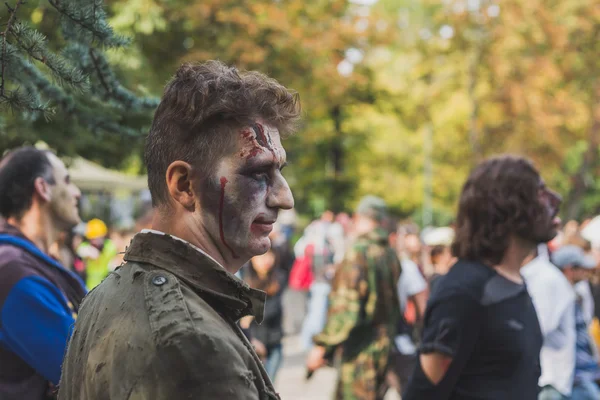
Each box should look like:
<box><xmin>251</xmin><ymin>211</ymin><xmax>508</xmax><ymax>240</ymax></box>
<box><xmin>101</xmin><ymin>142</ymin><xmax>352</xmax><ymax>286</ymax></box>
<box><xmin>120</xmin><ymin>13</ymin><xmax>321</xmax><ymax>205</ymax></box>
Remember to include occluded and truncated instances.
<box><xmin>219</xmin><ymin>177</ymin><xmax>238</xmax><ymax>259</ymax></box>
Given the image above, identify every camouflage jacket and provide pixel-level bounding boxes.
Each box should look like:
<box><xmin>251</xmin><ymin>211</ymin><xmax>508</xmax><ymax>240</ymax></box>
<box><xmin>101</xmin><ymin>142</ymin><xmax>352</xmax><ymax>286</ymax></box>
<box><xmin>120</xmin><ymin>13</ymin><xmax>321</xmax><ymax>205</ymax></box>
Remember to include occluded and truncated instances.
<box><xmin>313</xmin><ymin>228</ymin><xmax>402</xmax><ymax>358</ymax></box>
<box><xmin>59</xmin><ymin>231</ymin><xmax>279</xmax><ymax>400</ymax></box>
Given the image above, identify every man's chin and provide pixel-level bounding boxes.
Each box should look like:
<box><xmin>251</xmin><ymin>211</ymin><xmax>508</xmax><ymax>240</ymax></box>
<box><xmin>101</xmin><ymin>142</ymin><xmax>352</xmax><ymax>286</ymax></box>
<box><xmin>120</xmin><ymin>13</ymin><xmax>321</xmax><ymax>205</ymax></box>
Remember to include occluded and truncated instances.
<box><xmin>536</xmin><ymin>228</ymin><xmax>558</xmax><ymax>245</ymax></box>
<box><xmin>60</xmin><ymin>216</ymin><xmax>81</xmax><ymax>232</ymax></box>
<box><xmin>248</xmin><ymin>237</ymin><xmax>272</xmax><ymax>256</ymax></box>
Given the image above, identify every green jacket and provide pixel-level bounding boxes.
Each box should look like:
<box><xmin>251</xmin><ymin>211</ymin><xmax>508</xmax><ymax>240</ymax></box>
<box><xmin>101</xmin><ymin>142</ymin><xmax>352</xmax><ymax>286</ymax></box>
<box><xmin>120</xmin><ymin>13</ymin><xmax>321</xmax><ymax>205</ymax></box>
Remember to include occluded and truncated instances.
<box><xmin>59</xmin><ymin>232</ymin><xmax>279</xmax><ymax>400</ymax></box>
<box><xmin>313</xmin><ymin>228</ymin><xmax>402</xmax><ymax>358</ymax></box>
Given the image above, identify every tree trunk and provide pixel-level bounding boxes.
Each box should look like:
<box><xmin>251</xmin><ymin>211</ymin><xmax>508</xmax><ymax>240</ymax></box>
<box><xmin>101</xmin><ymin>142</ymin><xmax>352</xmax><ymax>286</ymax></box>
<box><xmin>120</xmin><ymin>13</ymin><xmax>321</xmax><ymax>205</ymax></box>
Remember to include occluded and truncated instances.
<box><xmin>468</xmin><ymin>41</ymin><xmax>484</xmax><ymax>163</ymax></box>
<box><xmin>329</xmin><ymin>105</ymin><xmax>344</xmax><ymax>212</ymax></box>
<box><xmin>565</xmin><ymin>86</ymin><xmax>600</xmax><ymax>220</ymax></box>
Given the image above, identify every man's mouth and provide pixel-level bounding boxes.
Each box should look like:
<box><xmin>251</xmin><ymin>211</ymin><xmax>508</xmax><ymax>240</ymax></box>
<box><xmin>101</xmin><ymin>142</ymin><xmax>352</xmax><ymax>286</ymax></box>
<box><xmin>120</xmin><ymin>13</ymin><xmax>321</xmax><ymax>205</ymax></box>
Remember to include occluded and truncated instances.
<box><xmin>251</xmin><ymin>215</ymin><xmax>276</xmax><ymax>234</ymax></box>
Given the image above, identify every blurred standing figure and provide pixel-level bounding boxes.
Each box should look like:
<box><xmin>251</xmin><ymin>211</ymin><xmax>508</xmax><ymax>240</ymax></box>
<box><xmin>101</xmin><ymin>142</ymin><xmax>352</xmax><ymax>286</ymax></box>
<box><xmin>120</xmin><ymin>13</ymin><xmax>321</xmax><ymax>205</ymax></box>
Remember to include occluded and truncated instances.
<box><xmin>403</xmin><ymin>230</ymin><xmax>424</xmax><ymax>272</ymax></box>
<box><xmin>553</xmin><ymin>246</ymin><xmax>600</xmax><ymax>400</ymax></box>
<box><xmin>76</xmin><ymin>218</ymin><xmax>118</xmax><ymax>289</ymax></box>
<box><xmin>0</xmin><ymin>147</ymin><xmax>86</xmax><ymax>400</ymax></box>
<box><xmin>384</xmin><ymin>217</ymin><xmax>428</xmax><ymax>394</ymax></box>
<box><xmin>298</xmin><ymin>210</ymin><xmax>337</xmax><ymax>350</ymax></box>
<box><xmin>306</xmin><ymin>196</ymin><xmax>402</xmax><ymax>400</ymax></box>
<box><xmin>423</xmin><ymin>227</ymin><xmax>456</xmax><ymax>294</ymax></box>
<box><xmin>566</xmin><ymin>236</ymin><xmax>597</xmax><ymax>327</ymax></box>
<box><xmin>404</xmin><ymin>155</ymin><xmax>562</xmax><ymax>399</ymax></box>
<box><xmin>60</xmin><ymin>61</ymin><xmax>300</xmax><ymax>399</ymax></box>
<box><xmin>244</xmin><ymin>248</ymin><xmax>287</xmax><ymax>381</ymax></box>
<box><xmin>522</xmin><ymin>244</ymin><xmax>577</xmax><ymax>400</ymax></box>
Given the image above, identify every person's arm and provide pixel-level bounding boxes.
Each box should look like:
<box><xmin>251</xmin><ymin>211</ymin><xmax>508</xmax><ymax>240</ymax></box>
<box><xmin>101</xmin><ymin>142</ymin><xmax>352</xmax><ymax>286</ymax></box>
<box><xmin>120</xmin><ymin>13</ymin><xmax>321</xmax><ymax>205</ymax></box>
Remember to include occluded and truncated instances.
<box><xmin>403</xmin><ymin>292</ymin><xmax>483</xmax><ymax>400</ymax></box>
<box><xmin>527</xmin><ymin>276</ymin><xmax>574</xmax><ymax>348</ymax></box>
<box><xmin>1</xmin><ymin>275</ymin><xmax>76</xmax><ymax>385</ymax></box>
<box><xmin>398</xmin><ymin>258</ymin><xmax>428</xmax><ymax>319</ymax></box>
<box><xmin>544</xmin><ymin>299</ymin><xmax>576</xmax><ymax>350</ymax></box>
<box><xmin>307</xmin><ymin>256</ymin><xmax>369</xmax><ymax>372</ymax></box>
<box><xmin>411</xmin><ymin>288</ymin><xmax>429</xmax><ymax>322</ymax></box>
<box><xmin>312</xmin><ymin>261</ymin><xmax>367</xmax><ymax>351</ymax></box>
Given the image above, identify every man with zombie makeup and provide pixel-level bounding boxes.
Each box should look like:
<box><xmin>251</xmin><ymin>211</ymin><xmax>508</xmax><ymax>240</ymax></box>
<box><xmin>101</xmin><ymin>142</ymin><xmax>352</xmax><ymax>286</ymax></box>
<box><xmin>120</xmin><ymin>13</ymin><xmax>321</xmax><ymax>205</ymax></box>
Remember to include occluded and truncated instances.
<box><xmin>0</xmin><ymin>147</ymin><xmax>86</xmax><ymax>400</ymax></box>
<box><xmin>59</xmin><ymin>61</ymin><xmax>300</xmax><ymax>400</ymax></box>
<box><xmin>403</xmin><ymin>155</ymin><xmax>562</xmax><ymax>400</ymax></box>
<box><xmin>306</xmin><ymin>195</ymin><xmax>403</xmax><ymax>400</ymax></box>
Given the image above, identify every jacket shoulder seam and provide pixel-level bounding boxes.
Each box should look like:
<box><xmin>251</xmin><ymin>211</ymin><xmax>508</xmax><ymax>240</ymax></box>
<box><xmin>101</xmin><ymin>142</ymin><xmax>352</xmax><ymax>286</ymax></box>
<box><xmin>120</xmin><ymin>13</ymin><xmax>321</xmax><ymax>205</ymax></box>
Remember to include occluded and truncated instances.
<box><xmin>143</xmin><ymin>269</ymin><xmax>195</xmax><ymax>346</ymax></box>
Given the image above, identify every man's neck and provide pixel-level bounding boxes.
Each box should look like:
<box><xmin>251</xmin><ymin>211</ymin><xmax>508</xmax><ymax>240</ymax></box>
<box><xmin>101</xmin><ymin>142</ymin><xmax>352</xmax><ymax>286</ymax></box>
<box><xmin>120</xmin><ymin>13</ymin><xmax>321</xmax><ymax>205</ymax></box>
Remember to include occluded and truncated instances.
<box><xmin>151</xmin><ymin>212</ymin><xmax>242</xmax><ymax>274</ymax></box>
<box><xmin>493</xmin><ymin>236</ymin><xmax>535</xmax><ymax>284</ymax></box>
<box><xmin>8</xmin><ymin>208</ymin><xmax>57</xmax><ymax>254</ymax></box>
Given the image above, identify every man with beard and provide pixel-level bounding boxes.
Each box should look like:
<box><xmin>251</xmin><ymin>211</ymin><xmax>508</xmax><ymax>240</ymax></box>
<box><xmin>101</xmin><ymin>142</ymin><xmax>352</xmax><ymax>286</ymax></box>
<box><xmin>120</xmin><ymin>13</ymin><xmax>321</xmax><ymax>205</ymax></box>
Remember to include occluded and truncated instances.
<box><xmin>0</xmin><ymin>147</ymin><xmax>86</xmax><ymax>400</ymax></box>
<box><xmin>403</xmin><ymin>155</ymin><xmax>562</xmax><ymax>400</ymax></box>
<box><xmin>59</xmin><ymin>61</ymin><xmax>300</xmax><ymax>400</ymax></box>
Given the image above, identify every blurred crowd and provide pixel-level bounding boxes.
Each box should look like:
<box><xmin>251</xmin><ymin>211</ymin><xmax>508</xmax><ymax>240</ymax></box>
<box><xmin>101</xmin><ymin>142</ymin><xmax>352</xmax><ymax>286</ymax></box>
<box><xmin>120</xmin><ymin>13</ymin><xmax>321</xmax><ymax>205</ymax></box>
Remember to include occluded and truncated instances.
<box><xmin>228</xmin><ymin>209</ymin><xmax>600</xmax><ymax>396</ymax></box>
<box><xmin>48</xmin><ymin>209</ymin><xmax>154</xmax><ymax>291</ymax></box>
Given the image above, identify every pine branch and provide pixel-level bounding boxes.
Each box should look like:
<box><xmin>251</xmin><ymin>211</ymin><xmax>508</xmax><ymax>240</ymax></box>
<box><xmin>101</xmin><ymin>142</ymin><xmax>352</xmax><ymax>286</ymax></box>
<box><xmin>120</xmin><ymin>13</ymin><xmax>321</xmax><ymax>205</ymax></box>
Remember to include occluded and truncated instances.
<box><xmin>47</xmin><ymin>0</ymin><xmax>129</xmax><ymax>48</ymax></box>
<box><xmin>77</xmin><ymin>106</ymin><xmax>146</xmax><ymax>137</ymax></box>
<box><xmin>87</xmin><ymin>47</ymin><xmax>158</xmax><ymax>109</ymax></box>
<box><xmin>0</xmin><ymin>0</ymin><xmax>155</xmax><ymax>138</ymax></box>
<box><xmin>11</xmin><ymin>45</ymin><xmax>74</xmax><ymax>113</ymax></box>
<box><xmin>62</xmin><ymin>43</ymin><xmax>158</xmax><ymax>111</ymax></box>
<box><xmin>0</xmin><ymin>87</ymin><xmax>53</xmax><ymax>117</ymax></box>
<box><xmin>88</xmin><ymin>47</ymin><xmax>110</xmax><ymax>96</ymax></box>
<box><xmin>10</xmin><ymin>22</ymin><xmax>90</xmax><ymax>91</ymax></box>
<box><xmin>1</xmin><ymin>0</ymin><xmax>25</xmax><ymax>97</ymax></box>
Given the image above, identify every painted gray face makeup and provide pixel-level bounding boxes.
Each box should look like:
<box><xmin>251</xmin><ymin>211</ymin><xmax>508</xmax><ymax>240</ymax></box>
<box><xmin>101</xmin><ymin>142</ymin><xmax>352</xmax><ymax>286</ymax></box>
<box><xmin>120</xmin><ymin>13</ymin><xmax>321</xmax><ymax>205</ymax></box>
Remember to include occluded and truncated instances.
<box><xmin>201</xmin><ymin>122</ymin><xmax>291</xmax><ymax>263</ymax></box>
<box><xmin>238</xmin><ymin>122</ymin><xmax>282</xmax><ymax>164</ymax></box>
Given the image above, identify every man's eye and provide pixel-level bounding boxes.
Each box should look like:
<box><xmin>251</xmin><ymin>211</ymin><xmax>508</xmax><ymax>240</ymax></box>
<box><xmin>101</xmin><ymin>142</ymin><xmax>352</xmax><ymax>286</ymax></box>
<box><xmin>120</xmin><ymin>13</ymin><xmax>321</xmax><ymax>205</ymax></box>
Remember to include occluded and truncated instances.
<box><xmin>252</xmin><ymin>172</ymin><xmax>269</xmax><ymax>182</ymax></box>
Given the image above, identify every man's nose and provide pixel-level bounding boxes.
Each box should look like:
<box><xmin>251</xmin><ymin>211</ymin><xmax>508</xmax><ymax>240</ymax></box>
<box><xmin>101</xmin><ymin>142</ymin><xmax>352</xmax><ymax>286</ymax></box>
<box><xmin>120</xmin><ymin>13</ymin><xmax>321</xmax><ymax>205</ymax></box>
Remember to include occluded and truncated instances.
<box><xmin>267</xmin><ymin>174</ymin><xmax>294</xmax><ymax>210</ymax></box>
<box><xmin>73</xmin><ymin>184</ymin><xmax>82</xmax><ymax>200</ymax></box>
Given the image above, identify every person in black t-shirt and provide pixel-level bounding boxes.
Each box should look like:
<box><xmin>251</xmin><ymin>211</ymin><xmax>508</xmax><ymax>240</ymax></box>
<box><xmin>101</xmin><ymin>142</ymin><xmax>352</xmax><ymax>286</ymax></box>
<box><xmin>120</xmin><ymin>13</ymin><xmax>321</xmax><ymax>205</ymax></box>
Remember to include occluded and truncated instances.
<box><xmin>404</xmin><ymin>155</ymin><xmax>563</xmax><ymax>400</ymax></box>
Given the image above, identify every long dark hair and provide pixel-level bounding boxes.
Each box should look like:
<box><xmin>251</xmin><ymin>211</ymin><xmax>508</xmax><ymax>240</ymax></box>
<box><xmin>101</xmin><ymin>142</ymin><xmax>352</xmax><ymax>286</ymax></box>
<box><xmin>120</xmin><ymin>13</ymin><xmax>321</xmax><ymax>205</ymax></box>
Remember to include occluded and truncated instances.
<box><xmin>451</xmin><ymin>155</ymin><xmax>549</xmax><ymax>266</ymax></box>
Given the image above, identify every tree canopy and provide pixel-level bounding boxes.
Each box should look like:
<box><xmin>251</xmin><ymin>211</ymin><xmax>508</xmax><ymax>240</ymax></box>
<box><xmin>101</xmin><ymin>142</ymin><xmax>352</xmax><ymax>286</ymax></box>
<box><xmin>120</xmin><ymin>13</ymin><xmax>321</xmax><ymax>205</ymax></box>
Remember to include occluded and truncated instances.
<box><xmin>0</xmin><ymin>0</ymin><xmax>157</xmax><ymax>167</ymax></box>
<box><xmin>2</xmin><ymin>0</ymin><xmax>599</xmax><ymax>222</ymax></box>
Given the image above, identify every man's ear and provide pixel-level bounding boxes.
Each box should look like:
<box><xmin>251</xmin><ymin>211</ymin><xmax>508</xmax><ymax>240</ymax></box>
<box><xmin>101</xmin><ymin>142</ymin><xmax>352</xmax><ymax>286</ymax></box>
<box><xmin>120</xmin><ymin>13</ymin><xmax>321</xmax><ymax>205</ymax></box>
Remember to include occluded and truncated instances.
<box><xmin>165</xmin><ymin>161</ymin><xmax>196</xmax><ymax>210</ymax></box>
<box><xmin>33</xmin><ymin>177</ymin><xmax>52</xmax><ymax>203</ymax></box>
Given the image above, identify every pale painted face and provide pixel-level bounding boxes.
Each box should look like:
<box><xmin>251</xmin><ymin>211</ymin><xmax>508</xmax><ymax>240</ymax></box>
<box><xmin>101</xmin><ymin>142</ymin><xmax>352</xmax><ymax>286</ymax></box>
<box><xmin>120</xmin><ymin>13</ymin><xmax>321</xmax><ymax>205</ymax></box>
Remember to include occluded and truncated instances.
<box><xmin>46</xmin><ymin>153</ymin><xmax>82</xmax><ymax>230</ymax></box>
<box><xmin>198</xmin><ymin>122</ymin><xmax>294</xmax><ymax>262</ymax></box>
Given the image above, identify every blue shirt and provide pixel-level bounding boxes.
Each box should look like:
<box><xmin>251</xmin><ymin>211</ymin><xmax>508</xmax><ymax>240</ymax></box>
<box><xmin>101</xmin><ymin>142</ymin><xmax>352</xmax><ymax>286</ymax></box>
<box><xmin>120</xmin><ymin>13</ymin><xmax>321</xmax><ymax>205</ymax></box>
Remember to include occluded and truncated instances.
<box><xmin>574</xmin><ymin>296</ymin><xmax>600</xmax><ymax>383</ymax></box>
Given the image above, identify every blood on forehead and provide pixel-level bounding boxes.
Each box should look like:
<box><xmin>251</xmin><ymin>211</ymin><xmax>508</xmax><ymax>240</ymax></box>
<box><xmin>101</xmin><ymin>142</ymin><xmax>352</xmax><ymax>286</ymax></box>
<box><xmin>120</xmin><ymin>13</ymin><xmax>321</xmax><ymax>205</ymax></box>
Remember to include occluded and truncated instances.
<box><xmin>238</xmin><ymin>122</ymin><xmax>283</xmax><ymax>164</ymax></box>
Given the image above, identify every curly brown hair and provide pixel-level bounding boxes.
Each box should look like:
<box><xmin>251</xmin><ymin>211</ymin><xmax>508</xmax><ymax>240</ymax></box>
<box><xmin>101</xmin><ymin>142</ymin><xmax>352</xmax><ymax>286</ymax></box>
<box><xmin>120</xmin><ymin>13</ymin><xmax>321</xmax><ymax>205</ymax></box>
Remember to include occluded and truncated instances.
<box><xmin>451</xmin><ymin>155</ymin><xmax>553</xmax><ymax>266</ymax></box>
<box><xmin>145</xmin><ymin>60</ymin><xmax>301</xmax><ymax>207</ymax></box>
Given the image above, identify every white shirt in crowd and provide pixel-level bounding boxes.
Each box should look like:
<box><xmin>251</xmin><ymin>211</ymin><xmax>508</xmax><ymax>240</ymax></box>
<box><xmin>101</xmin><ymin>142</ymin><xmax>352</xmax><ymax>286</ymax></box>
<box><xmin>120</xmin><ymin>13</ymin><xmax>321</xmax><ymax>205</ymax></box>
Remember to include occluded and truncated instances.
<box><xmin>521</xmin><ymin>249</ymin><xmax>576</xmax><ymax>397</ymax></box>
<box><xmin>395</xmin><ymin>258</ymin><xmax>428</xmax><ymax>355</ymax></box>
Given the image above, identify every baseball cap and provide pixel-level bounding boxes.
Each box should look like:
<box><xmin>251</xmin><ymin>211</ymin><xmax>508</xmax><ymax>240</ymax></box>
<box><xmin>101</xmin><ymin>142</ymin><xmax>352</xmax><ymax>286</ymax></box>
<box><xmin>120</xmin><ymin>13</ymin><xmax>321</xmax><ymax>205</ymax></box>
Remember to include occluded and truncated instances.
<box><xmin>356</xmin><ymin>195</ymin><xmax>388</xmax><ymax>222</ymax></box>
<box><xmin>423</xmin><ymin>227</ymin><xmax>455</xmax><ymax>247</ymax></box>
<box><xmin>551</xmin><ymin>245</ymin><xmax>596</xmax><ymax>269</ymax></box>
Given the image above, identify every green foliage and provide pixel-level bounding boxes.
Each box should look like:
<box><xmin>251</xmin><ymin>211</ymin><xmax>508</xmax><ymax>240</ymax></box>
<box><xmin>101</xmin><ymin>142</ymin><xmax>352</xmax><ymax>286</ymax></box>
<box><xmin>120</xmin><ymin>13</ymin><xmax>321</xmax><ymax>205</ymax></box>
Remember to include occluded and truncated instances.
<box><xmin>3</xmin><ymin>0</ymin><xmax>600</xmax><ymax>222</ymax></box>
<box><xmin>0</xmin><ymin>0</ymin><xmax>157</xmax><ymax>167</ymax></box>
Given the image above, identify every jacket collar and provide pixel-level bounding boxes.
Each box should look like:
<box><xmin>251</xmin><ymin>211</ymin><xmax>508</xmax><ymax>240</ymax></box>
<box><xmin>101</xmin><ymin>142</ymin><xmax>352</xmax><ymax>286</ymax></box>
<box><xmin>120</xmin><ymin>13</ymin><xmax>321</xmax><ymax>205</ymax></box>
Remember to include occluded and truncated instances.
<box><xmin>123</xmin><ymin>231</ymin><xmax>266</xmax><ymax>323</ymax></box>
